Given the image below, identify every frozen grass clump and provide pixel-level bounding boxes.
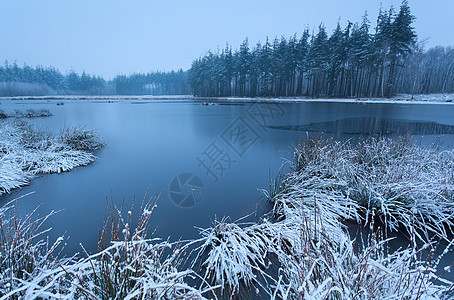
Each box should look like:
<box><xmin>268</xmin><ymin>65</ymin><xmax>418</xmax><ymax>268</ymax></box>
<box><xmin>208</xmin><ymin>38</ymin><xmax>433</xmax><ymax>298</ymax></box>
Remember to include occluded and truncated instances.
<box><xmin>0</xmin><ymin>158</ymin><xmax>33</xmax><ymax>194</ymax></box>
<box><xmin>0</xmin><ymin>195</ymin><xmax>64</xmax><ymax>299</ymax></box>
<box><xmin>14</xmin><ymin>109</ymin><xmax>53</xmax><ymax>118</ymax></box>
<box><xmin>25</xmin><ymin>109</ymin><xmax>53</xmax><ymax>118</ymax></box>
<box><xmin>193</xmin><ymin>216</ymin><xmax>275</xmax><ymax>296</ymax></box>
<box><xmin>0</xmin><ymin>194</ymin><xmax>218</xmax><ymax>299</ymax></box>
<box><xmin>271</xmin><ymin>233</ymin><xmax>454</xmax><ymax>299</ymax></box>
<box><xmin>0</xmin><ymin>108</ymin><xmax>52</xmax><ymax>120</ymax></box>
<box><xmin>193</xmin><ymin>193</ymin><xmax>454</xmax><ymax>298</ymax></box>
<box><xmin>0</xmin><ymin>120</ymin><xmax>103</xmax><ymax>195</ymax></box>
<box><xmin>290</xmin><ymin>137</ymin><xmax>454</xmax><ymax>240</ymax></box>
<box><xmin>75</xmin><ymin>194</ymin><xmax>218</xmax><ymax>299</ymax></box>
<box><xmin>268</xmin><ymin>206</ymin><xmax>454</xmax><ymax>299</ymax></box>
<box><xmin>192</xmin><ymin>136</ymin><xmax>454</xmax><ymax>298</ymax></box>
<box><xmin>60</xmin><ymin>126</ymin><xmax>104</xmax><ymax>151</ymax></box>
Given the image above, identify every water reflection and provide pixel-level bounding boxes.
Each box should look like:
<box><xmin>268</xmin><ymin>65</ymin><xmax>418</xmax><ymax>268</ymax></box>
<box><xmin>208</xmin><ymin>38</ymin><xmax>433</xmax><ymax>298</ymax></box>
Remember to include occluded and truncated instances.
<box><xmin>268</xmin><ymin>117</ymin><xmax>454</xmax><ymax>136</ymax></box>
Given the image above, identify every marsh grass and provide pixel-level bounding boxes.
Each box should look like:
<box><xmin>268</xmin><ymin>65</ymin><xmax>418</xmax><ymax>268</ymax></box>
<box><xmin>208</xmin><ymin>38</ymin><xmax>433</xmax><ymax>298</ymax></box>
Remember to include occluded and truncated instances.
<box><xmin>289</xmin><ymin>137</ymin><xmax>454</xmax><ymax>241</ymax></box>
<box><xmin>60</xmin><ymin>126</ymin><xmax>104</xmax><ymax>151</ymax></box>
<box><xmin>0</xmin><ymin>193</ymin><xmax>219</xmax><ymax>299</ymax></box>
<box><xmin>192</xmin><ymin>137</ymin><xmax>454</xmax><ymax>299</ymax></box>
<box><xmin>0</xmin><ymin>194</ymin><xmax>64</xmax><ymax>299</ymax></box>
<box><xmin>0</xmin><ymin>120</ymin><xmax>103</xmax><ymax>195</ymax></box>
<box><xmin>80</xmin><ymin>192</ymin><xmax>217</xmax><ymax>299</ymax></box>
<box><xmin>0</xmin><ymin>109</ymin><xmax>53</xmax><ymax>119</ymax></box>
<box><xmin>193</xmin><ymin>216</ymin><xmax>275</xmax><ymax>297</ymax></box>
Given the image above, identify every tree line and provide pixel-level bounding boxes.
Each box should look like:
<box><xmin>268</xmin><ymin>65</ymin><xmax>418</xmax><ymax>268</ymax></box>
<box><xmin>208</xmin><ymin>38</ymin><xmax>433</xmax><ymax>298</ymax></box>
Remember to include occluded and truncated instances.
<box><xmin>112</xmin><ymin>70</ymin><xmax>188</xmax><ymax>95</ymax></box>
<box><xmin>188</xmin><ymin>1</ymin><xmax>454</xmax><ymax>98</ymax></box>
<box><xmin>0</xmin><ymin>62</ymin><xmax>106</xmax><ymax>96</ymax></box>
<box><xmin>2</xmin><ymin>0</ymin><xmax>453</xmax><ymax>98</ymax></box>
<box><xmin>0</xmin><ymin>62</ymin><xmax>189</xmax><ymax>96</ymax></box>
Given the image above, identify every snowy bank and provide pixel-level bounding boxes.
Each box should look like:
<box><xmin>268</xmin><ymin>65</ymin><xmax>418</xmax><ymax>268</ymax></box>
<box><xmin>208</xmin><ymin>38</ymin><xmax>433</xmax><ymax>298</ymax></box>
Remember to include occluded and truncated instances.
<box><xmin>220</xmin><ymin>93</ymin><xmax>454</xmax><ymax>105</ymax></box>
<box><xmin>1</xmin><ymin>93</ymin><xmax>454</xmax><ymax>105</ymax></box>
<box><xmin>0</xmin><ymin>120</ymin><xmax>103</xmax><ymax>195</ymax></box>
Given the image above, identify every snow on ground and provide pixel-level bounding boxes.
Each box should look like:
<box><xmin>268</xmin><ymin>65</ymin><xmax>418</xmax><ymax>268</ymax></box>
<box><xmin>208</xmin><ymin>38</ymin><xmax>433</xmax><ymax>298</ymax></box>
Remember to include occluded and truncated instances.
<box><xmin>0</xmin><ymin>95</ymin><xmax>194</xmax><ymax>101</ymax></box>
<box><xmin>1</xmin><ymin>93</ymin><xmax>454</xmax><ymax>104</ymax></box>
<box><xmin>223</xmin><ymin>93</ymin><xmax>454</xmax><ymax>104</ymax></box>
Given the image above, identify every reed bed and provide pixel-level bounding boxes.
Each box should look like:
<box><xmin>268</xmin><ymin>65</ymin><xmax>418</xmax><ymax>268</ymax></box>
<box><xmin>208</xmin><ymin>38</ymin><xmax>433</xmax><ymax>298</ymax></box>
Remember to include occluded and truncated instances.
<box><xmin>193</xmin><ymin>137</ymin><xmax>454</xmax><ymax>299</ymax></box>
<box><xmin>288</xmin><ymin>137</ymin><xmax>454</xmax><ymax>240</ymax></box>
<box><xmin>0</xmin><ymin>194</ymin><xmax>219</xmax><ymax>299</ymax></box>
<box><xmin>0</xmin><ymin>194</ymin><xmax>63</xmax><ymax>299</ymax></box>
<box><xmin>0</xmin><ymin>120</ymin><xmax>103</xmax><ymax>195</ymax></box>
<box><xmin>0</xmin><ymin>109</ymin><xmax>53</xmax><ymax>119</ymax></box>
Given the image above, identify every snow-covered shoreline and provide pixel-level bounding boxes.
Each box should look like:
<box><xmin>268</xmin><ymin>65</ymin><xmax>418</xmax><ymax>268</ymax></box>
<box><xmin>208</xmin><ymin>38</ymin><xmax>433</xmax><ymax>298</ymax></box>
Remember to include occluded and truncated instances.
<box><xmin>221</xmin><ymin>93</ymin><xmax>454</xmax><ymax>105</ymax></box>
<box><xmin>0</xmin><ymin>95</ymin><xmax>194</xmax><ymax>101</ymax></box>
<box><xmin>1</xmin><ymin>93</ymin><xmax>454</xmax><ymax>104</ymax></box>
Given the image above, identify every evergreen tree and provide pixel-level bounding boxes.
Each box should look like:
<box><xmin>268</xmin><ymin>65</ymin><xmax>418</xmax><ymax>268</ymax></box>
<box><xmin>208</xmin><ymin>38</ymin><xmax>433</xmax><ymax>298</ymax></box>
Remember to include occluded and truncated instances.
<box><xmin>385</xmin><ymin>0</ymin><xmax>416</xmax><ymax>97</ymax></box>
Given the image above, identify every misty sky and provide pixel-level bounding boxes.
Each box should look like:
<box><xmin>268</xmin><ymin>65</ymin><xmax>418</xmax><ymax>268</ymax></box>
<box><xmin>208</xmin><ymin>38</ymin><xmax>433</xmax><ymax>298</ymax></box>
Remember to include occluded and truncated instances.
<box><xmin>1</xmin><ymin>1</ymin><xmax>453</xmax><ymax>79</ymax></box>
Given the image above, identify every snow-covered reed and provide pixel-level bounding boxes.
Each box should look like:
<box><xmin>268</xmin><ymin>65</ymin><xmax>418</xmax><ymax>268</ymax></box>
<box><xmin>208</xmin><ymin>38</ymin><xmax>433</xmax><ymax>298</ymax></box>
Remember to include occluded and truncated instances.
<box><xmin>270</xmin><ymin>222</ymin><xmax>454</xmax><ymax>299</ymax></box>
<box><xmin>59</xmin><ymin>126</ymin><xmax>104</xmax><ymax>151</ymax></box>
<box><xmin>0</xmin><ymin>120</ymin><xmax>103</xmax><ymax>195</ymax></box>
<box><xmin>0</xmin><ymin>109</ymin><xmax>53</xmax><ymax>119</ymax></box>
<box><xmin>0</xmin><ymin>194</ymin><xmax>63</xmax><ymax>299</ymax></box>
<box><xmin>48</xmin><ymin>194</ymin><xmax>218</xmax><ymax>299</ymax></box>
<box><xmin>193</xmin><ymin>196</ymin><xmax>453</xmax><ymax>298</ymax></box>
<box><xmin>192</xmin><ymin>137</ymin><xmax>454</xmax><ymax>298</ymax></box>
<box><xmin>0</xmin><ymin>194</ymin><xmax>219</xmax><ymax>299</ymax></box>
<box><xmin>193</xmin><ymin>216</ymin><xmax>275</xmax><ymax>296</ymax></box>
<box><xmin>288</xmin><ymin>137</ymin><xmax>454</xmax><ymax>240</ymax></box>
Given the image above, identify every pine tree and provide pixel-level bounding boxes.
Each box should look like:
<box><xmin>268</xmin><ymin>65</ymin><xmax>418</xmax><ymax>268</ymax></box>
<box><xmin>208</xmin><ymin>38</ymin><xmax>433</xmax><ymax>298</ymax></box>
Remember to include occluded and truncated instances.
<box><xmin>385</xmin><ymin>0</ymin><xmax>416</xmax><ymax>97</ymax></box>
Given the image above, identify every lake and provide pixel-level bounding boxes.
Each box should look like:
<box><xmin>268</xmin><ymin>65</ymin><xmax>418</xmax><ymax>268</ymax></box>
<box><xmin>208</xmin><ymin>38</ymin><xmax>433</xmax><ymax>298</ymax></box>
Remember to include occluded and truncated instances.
<box><xmin>1</xmin><ymin>98</ymin><xmax>454</xmax><ymax>255</ymax></box>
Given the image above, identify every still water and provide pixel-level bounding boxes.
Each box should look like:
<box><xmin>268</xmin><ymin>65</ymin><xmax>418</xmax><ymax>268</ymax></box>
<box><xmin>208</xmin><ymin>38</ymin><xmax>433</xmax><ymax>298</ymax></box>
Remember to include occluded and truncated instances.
<box><xmin>1</xmin><ymin>99</ymin><xmax>454</xmax><ymax>255</ymax></box>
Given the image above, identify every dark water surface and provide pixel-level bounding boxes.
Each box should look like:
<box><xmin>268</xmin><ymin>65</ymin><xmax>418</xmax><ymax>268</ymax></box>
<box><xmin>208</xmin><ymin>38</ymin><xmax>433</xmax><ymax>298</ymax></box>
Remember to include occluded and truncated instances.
<box><xmin>1</xmin><ymin>99</ymin><xmax>454</xmax><ymax>255</ymax></box>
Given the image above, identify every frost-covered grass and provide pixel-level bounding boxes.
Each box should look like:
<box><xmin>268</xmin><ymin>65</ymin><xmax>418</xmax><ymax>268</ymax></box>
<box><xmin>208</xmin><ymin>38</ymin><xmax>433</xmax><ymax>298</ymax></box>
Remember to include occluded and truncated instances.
<box><xmin>193</xmin><ymin>197</ymin><xmax>454</xmax><ymax>299</ymax></box>
<box><xmin>49</xmin><ymin>195</ymin><xmax>217</xmax><ymax>299</ymax></box>
<box><xmin>0</xmin><ymin>109</ymin><xmax>53</xmax><ymax>119</ymax></box>
<box><xmin>1</xmin><ymin>136</ymin><xmax>453</xmax><ymax>299</ymax></box>
<box><xmin>287</xmin><ymin>137</ymin><xmax>454</xmax><ymax>240</ymax></box>
<box><xmin>193</xmin><ymin>216</ymin><xmax>275</xmax><ymax>296</ymax></box>
<box><xmin>0</xmin><ymin>120</ymin><xmax>103</xmax><ymax>195</ymax></box>
<box><xmin>0</xmin><ymin>194</ymin><xmax>64</xmax><ymax>299</ymax></box>
<box><xmin>0</xmin><ymin>194</ymin><xmax>219</xmax><ymax>299</ymax></box>
<box><xmin>192</xmin><ymin>137</ymin><xmax>454</xmax><ymax>299</ymax></box>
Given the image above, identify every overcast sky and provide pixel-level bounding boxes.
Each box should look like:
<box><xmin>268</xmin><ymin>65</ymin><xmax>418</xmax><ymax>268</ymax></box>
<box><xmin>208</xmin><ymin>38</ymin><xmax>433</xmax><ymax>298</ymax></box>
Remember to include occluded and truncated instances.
<box><xmin>1</xmin><ymin>1</ymin><xmax>452</xmax><ymax>79</ymax></box>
